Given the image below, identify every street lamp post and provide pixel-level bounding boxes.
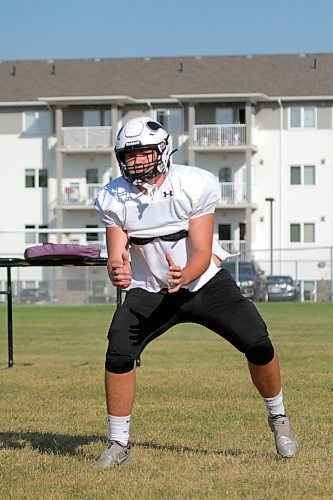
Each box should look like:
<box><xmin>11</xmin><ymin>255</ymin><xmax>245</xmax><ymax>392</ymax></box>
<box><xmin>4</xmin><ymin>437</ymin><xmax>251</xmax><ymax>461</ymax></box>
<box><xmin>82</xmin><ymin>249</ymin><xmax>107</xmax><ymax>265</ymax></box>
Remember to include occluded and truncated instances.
<box><xmin>265</xmin><ymin>197</ymin><xmax>275</xmax><ymax>275</ymax></box>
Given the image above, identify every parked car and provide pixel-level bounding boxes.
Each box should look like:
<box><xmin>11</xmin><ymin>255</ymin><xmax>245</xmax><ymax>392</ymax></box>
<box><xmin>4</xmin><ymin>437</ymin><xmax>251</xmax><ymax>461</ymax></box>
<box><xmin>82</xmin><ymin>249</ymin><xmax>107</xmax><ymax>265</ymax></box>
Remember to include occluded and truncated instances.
<box><xmin>16</xmin><ymin>288</ymin><xmax>50</xmax><ymax>304</ymax></box>
<box><xmin>221</xmin><ymin>260</ymin><xmax>267</xmax><ymax>301</ymax></box>
<box><xmin>266</xmin><ymin>275</ymin><xmax>299</xmax><ymax>302</ymax></box>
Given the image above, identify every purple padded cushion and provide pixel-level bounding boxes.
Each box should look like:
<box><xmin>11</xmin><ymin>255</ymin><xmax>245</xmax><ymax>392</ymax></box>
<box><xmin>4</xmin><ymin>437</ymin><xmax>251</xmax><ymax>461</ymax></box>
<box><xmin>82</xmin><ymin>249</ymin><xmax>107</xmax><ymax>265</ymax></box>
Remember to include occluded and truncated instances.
<box><xmin>24</xmin><ymin>243</ymin><xmax>101</xmax><ymax>261</ymax></box>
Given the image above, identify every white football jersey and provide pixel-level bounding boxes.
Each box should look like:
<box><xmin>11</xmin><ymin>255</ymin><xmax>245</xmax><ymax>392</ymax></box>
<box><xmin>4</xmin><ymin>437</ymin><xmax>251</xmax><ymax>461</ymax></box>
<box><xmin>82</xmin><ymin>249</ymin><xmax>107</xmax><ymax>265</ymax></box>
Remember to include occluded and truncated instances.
<box><xmin>95</xmin><ymin>164</ymin><xmax>229</xmax><ymax>292</ymax></box>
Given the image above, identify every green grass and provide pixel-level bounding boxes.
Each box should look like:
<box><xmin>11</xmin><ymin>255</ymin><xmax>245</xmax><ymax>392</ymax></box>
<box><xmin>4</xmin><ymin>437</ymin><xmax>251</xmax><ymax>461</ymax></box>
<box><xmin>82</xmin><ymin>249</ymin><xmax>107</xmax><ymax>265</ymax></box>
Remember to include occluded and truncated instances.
<box><xmin>0</xmin><ymin>303</ymin><xmax>332</xmax><ymax>499</ymax></box>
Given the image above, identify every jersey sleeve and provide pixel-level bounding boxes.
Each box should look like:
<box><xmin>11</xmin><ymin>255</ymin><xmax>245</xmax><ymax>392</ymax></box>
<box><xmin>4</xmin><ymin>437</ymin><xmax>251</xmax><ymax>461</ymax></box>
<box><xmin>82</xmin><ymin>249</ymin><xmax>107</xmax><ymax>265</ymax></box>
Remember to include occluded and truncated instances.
<box><xmin>189</xmin><ymin>172</ymin><xmax>221</xmax><ymax>219</ymax></box>
<box><xmin>95</xmin><ymin>190</ymin><xmax>123</xmax><ymax>228</ymax></box>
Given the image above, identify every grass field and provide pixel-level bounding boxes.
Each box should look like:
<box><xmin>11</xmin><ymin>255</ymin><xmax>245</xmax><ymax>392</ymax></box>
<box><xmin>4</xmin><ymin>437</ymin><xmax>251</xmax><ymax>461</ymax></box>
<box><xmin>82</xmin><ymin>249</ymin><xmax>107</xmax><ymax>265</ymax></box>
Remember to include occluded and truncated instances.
<box><xmin>0</xmin><ymin>302</ymin><xmax>332</xmax><ymax>499</ymax></box>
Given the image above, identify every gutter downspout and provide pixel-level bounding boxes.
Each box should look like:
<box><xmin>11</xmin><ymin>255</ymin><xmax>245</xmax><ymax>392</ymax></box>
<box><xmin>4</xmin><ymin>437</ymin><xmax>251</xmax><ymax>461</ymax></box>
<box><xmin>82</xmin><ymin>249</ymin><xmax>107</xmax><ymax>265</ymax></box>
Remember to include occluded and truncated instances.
<box><xmin>277</xmin><ymin>99</ymin><xmax>283</xmax><ymax>275</ymax></box>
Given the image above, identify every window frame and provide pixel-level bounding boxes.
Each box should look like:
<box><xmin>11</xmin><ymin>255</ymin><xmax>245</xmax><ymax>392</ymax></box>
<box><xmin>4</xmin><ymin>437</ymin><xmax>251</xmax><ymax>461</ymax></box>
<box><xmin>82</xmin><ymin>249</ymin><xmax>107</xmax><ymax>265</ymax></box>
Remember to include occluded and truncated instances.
<box><xmin>290</xmin><ymin>164</ymin><xmax>316</xmax><ymax>186</ymax></box>
<box><xmin>304</xmin><ymin>223</ymin><xmax>315</xmax><ymax>243</ymax></box>
<box><xmin>290</xmin><ymin>223</ymin><xmax>316</xmax><ymax>243</ymax></box>
<box><xmin>25</xmin><ymin>168</ymin><xmax>36</xmax><ymax>188</ymax></box>
<box><xmin>290</xmin><ymin>165</ymin><xmax>301</xmax><ymax>185</ymax></box>
<box><xmin>83</xmin><ymin>110</ymin><xmax>101</xmax><ymax>127</ymax></box>
<box><xmin>25</xmin><ymin>224</ymin><xmax>48</xmax><ymax>244</ymax></box>
<box><xmin>25</xmin><ymin>168</ymin><xmax>48</xmax><ymax>189</ymax></box>
<box><xmin>25</xmin><ymin>225</ymin><xmax>36</xmax><ymax>244</ymax></box>
<box><xmin>22</xmin><ymin>110</ymin><xmax>52</xmax><ymax>135</ymax></box>
<box><xmin>154</xmin><ymin>108</ymin><xmax>183</xmax><ymax>133</ymax></box>
<box><xmin>38</xmin><ymin>169</ymin><xmax>48</xmax><ymax>188</ymax></box>
<box><xmin>290</xmin><ymin>223</ymin><xmax>301</xmax><ymax>242</ymax></box>
<box><xmin>288</xmin><ymin>106</ymin><xmax>317</xmax><ymax>129</ymax></box>
<box><xmin>304</xmin><ymin>165</ymin><xmax>316</xmax><ymax>185</ymax></box>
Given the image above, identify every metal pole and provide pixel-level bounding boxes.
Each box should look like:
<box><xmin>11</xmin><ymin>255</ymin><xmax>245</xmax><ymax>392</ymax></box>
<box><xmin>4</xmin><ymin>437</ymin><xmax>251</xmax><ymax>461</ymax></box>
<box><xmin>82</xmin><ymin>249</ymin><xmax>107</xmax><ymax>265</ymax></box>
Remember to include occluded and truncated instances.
<box><xmin>265</xmin><ymin>198</ymin><xmax>274</xmax><ymax>275</ymax></box>
<box><xmin>7</xmin><ymin>267</ymin><xmax>13</xmax><ymax>368</ymax></box>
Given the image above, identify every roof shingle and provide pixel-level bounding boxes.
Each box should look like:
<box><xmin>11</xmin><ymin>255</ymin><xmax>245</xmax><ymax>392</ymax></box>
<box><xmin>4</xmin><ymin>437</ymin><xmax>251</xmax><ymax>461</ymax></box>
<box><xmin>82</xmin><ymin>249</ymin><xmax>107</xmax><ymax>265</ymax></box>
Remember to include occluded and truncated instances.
<box><xmin>1</xmin><ymin>53</ymin><xmax>333</xmax><ymax>102</ymax></box>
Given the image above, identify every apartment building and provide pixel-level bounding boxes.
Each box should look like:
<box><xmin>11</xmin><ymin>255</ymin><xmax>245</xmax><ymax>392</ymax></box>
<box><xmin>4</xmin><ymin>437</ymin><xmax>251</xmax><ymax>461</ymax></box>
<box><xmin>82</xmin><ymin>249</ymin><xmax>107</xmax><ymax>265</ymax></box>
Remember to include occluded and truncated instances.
<box><xmin>0</xmin><ymin>53</ymin><xmax>332</xmax><ymax>301</ymax></box>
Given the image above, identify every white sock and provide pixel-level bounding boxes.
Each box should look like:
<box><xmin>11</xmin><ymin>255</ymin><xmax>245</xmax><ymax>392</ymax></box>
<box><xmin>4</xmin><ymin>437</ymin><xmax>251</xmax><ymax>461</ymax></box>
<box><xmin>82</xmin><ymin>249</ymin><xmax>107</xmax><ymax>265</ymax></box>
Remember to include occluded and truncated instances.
<box><xmin>263</xmin><ymin>389</ymin><xmax>286</xmax><ymax>418</ymax></box>
<box><xmin>107</xmin><ymin>414</ymin><xmax>131</xmax><ymax>446</ymax></box>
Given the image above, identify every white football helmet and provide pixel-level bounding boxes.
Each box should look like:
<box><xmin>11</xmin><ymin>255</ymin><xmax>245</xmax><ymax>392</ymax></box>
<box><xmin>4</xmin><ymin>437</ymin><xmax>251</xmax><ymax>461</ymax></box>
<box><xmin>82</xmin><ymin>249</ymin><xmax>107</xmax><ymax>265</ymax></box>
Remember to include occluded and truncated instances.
<box><xmin>115</xmin><ymin>116</ymin><xmax>174</xmax><ymax>184</ymax></box>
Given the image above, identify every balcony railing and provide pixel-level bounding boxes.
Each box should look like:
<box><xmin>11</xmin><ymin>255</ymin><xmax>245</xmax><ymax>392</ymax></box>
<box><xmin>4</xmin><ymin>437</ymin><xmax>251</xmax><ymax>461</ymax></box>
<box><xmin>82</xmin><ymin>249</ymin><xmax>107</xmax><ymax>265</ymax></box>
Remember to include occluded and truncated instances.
<box><xmin>194</xmin><ymin>124</ymin><xmax>246</xmax><ymax>147</ymax></box>
<box><xmin>63</xmin><ymin>237</ymin><xmax>107</xmax><ymax>256</ymax></box>
<box><xmin>219</xmin><ymin>182</ymin><xmax>246</xmax><ymax>204</ymax></box>
<box><xmin>61</xmin><ymin>126</ymin><xmax>112</xmax><ymax>150</ymax></box>
<box><xmin>219</xmin><ymin>240</ymin><xmax>247</xmax><ymax>260</ymax></box>
<box><xmin>62</xmin><ymin>183</ymin><xmax>103</xmax><ymax>206</ymax></box>
<box><xmin>87</xmin><ymin>240</ymin><xmax>107</xmax><ymax>256</ymax></box>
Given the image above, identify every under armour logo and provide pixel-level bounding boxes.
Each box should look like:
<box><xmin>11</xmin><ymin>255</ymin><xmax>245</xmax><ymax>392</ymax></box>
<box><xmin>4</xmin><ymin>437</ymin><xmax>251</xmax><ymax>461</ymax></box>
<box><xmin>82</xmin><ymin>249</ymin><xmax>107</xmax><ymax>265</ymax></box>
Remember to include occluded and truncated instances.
<box><xmin>163</xmin><ymin>190</ymin><xmax>173</xmax><ymax>198</ymax></box>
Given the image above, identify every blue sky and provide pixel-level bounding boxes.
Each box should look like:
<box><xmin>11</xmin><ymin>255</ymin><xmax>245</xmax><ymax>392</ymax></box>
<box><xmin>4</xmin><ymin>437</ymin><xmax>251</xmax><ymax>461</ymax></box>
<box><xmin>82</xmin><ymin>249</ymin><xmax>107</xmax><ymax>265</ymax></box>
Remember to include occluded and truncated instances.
<box><xmin>1</xmin><ymin>0</ymin><xmax>332</xmax><ymax>61</ymax></box>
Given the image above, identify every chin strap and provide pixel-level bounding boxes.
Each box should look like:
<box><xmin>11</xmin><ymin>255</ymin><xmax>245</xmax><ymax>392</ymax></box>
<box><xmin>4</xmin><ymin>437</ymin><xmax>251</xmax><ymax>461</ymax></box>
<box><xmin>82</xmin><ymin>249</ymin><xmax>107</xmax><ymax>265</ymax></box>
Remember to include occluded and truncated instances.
<box><xmin>140</xmin><ymin>182</ymin><xmax>158</xmax><ymax>200</ymax></box>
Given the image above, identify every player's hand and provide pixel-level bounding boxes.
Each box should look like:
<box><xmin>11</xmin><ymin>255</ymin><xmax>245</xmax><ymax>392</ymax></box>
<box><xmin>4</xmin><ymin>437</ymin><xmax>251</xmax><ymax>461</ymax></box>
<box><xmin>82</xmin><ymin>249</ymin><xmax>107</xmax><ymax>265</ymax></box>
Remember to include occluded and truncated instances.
<box><xmin>108</xmin><ymin>252</ymin><xmax>131</xmax><ymax>288</ymax></box>
<box><xmin>166</xmin><ymin>253</ymin><xmax>183</xmax><ymax>293</ymax></box>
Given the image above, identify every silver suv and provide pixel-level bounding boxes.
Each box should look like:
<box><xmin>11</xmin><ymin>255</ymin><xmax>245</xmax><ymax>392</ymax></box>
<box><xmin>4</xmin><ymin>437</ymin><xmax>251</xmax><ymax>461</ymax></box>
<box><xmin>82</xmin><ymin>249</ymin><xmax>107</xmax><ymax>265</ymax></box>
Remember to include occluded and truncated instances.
<box><xmin>266</xmin><ymin>275</ymin><xmax>299</xmax><ymax>302</ymax></box>
<box><xmin>221</xmin><ymin>260</ymin><xmax>267</xmax><ymax>302</ymax></box>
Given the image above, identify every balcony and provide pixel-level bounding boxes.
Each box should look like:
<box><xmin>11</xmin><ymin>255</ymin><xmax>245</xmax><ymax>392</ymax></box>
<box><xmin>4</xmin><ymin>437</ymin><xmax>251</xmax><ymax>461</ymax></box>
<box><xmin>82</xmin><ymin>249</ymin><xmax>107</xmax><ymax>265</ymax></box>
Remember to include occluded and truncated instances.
<box><xmin>218</xmin><ymin>182</ymin><xmax>247</xmax><ymax>205</ymax></box>
<box><xmin>62</xmin><ymin>183</ymin><xmax>103</xmax><ymax>208</ymax></box>
<box><xmin>60</xmin><ymin>235</ymin><xmax>107</xmax><ymax>257</ymax></box>
<box><xmin>61</xmin><ymin>126</ymin><xmax>112</xmax><ymax>152</ymax></box>
<box><xmin>219</xmin><ymin>240</ymin><xmax>247</xmax><ymax>260</ymax></box>
<box><xmin>193</xmin><ymin>124</ymin><xmax>257</xmax><ymax>151</ymax></box>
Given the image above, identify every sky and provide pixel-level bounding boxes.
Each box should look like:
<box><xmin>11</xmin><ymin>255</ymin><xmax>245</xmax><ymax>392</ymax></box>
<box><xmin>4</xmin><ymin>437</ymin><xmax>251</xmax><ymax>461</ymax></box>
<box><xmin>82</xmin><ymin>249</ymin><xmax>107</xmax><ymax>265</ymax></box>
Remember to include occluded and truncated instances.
<box><xmin>1</xmin><ymin>0</ymin><xmax>333</xmax><ymax>61</ymax></box>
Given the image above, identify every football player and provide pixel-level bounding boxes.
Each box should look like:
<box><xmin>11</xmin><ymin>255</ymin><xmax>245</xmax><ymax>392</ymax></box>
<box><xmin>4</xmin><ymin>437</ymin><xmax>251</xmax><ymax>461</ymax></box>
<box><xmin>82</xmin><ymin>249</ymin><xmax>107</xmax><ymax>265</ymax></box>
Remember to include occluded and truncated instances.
<box><xmin>93</xmin><ymin>116</ymin><xmax>297</xmax><ymax>468</ymax></box>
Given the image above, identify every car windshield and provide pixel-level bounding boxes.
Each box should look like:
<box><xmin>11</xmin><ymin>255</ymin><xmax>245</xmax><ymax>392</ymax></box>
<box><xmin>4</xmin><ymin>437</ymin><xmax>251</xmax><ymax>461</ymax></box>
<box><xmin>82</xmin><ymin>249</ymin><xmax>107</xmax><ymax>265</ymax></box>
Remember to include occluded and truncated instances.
<box><xmin>267</xmin><ymin>276</ymin><xmax>293</xmax><ymax>285</ymax></box>
<box><xmin>222</xmin><ymin>261</ymin><xmax>255</xmax><ymax>275</ymax></box>
<box><xmin>21</xmin><ymin>289</ymin><xmax>36</xmax><ymax>298</ymax></box>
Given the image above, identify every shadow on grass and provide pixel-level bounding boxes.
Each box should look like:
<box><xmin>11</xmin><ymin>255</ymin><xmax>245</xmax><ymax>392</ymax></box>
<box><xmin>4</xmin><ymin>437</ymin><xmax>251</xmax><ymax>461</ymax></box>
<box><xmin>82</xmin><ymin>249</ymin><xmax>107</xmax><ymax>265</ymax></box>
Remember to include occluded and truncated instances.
<box><xmin>0</xmin><ymin>431</ymin><xmax>261</xmax><ymax>459</ymax></box>
<box><xmin>0</xmin><ymin>431</ymin><xmax>104</xmax><ymax>456</ymax></box>
<box><xmin>132</xmin><ymin>440</ymin><xmax>245</xmax><ymax>457</ymax></box>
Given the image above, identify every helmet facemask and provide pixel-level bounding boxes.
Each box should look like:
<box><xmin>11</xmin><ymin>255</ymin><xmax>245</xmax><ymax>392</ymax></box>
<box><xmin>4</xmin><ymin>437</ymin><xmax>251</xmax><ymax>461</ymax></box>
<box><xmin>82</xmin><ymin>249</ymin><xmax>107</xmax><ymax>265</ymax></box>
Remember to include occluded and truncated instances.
<box><xmin>114</xmin><ymin>117</ymin><xmax>175</xmax><ymax>186</ymax></box>
<box><xmin>117</xmin><ymin>142</ymin><xmax>167</xmax><ymax>185</ymax></box>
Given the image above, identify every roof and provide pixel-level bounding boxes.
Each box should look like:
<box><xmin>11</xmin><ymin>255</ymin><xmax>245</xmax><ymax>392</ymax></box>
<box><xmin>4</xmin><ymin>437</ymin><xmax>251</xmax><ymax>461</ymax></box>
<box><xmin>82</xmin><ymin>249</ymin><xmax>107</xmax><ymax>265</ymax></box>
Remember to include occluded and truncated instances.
<box><xmin>0</xmin><ymin>53</ymin><xmax>333</xmax><ymax>104</ymax></box>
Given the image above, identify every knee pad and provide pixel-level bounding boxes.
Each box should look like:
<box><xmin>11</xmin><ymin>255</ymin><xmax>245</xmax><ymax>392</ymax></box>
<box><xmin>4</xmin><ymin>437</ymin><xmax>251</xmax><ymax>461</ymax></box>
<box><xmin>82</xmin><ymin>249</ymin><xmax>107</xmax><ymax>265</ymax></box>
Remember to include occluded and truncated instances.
<box><xmin>105</xmin><ymin>353</ymin><xmax>135</xmax><ymax>374</ymax></box>
<box><xmin>245</xmin><ymin>336</ymin><xmax>274</xmax><ymax>365</ymax></box>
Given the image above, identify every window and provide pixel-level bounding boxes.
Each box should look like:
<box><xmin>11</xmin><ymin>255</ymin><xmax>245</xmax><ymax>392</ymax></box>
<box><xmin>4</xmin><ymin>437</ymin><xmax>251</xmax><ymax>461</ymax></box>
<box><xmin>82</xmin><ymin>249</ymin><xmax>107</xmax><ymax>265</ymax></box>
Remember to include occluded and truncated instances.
<box><xmin>216</xmin><ymin>108</ymin><xmax>234</xmax><ymax>124</ymax></box>
<box><xmin>103</xmin><ymin>110</ymin><xmax>112</xmax><ymax>126</ymax></box>
<box><xmin>290</xmin><ymin>224</ymin><xmax>301</xmax><ymax>242</ymax></box>
<box><xmin>86</xmin><ymin>225</ymin><xmax>98</xmax><ymax>242</ymax></box>
<box><xmin>290</xmin><ymin>108</ymin><xmax>301</xmax><ymax>128</ymax></box>
<box><xmin>304</xmin><ymin>223</ymin><xmax>315</xmax><ymax>242</ymax></box>
<box><xmin>290</xmin><ymin>166</ymin><xmax>301</xmax><ymax>185</ymax></box>
<box><xmin>303</xmin><ymin>281</ymin><xmax>316</xmax><ymax>301</ymax></box>
<box><xmin>289</xmin><ymin>106</ymin><xmax>316</xmax><ymax>128</ymax></box>
<box><xmin>38</xmin><ymin>169</ymin><xmax>48</xmax><ymax>188</ymax></box>
<box><xmin>304</xmin><ymin>165</ymin><xmax>315</xmax><ymax>185</ymax></box>
<box><xmin>23</xmin><ymin>111</ymin><xmax>52</xmax><ymax>135</ymax></box>
<box><xmin>25</xmin><ymin>168</ymin><xmax>48</xmax><ymax>188</ymax></box>
<box><xmin>155</xmin><ymin>109</ymin><xmax>182</xmax><ymax>133</ymax></box>
<box><xmin>219</xmin><ymin>167</ymin><xmax>232</xmax><ymax>182</ymax></box>
<box><xmin>86</xmin><ymin>168</ymin><xmax>98</xmax><ymax>184</ymax></box>
<box><xmin>25</xmin><ymin>169</ymin><xmax>35</xmax><ymax>188</ymax></box>
<box><xmin>25</xmin><ymin>225</ymin><xmax>48</xmax><ymax>244</ymax></box>
<box><xmin>290</xmin><ymin>165</ymin><xmax>315</xmax><ymax>185</ymax></box>
<box><xmin>38</xmin><ymin>225</ymin><xmax>48</xmax><ymax>244</ymax></box>
<box><xmin>239</xmin><ymin>223</ymin><xmax>246</xmax><ymax>240</ymax></box>
<box><xmin>83</xmin><ymin>110</ymin><xmax>101</xmax><ymax>126</ymax></box>
<box><xmin>218</xmin><ymin>224</ymin><xmax>231</xmax><ymax>240</ymax></box>
<box><xmin>25</xmin><ymin>225</ymin><xmax>36</xmax><ymax>244</ymax></box>
<box><xmin>290</xmin><ymin>223</ymin><xmax>315</xmax><ymax>243</ymax></box>
<box><xmin>304</xmin><ymin>107</ymin><xmax>316</xmax><ymax>128</ymax></box>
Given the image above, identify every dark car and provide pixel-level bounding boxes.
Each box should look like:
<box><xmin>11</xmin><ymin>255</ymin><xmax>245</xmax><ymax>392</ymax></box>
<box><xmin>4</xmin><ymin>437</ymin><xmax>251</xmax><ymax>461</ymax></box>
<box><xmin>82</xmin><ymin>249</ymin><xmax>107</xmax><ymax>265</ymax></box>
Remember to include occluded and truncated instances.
<box><xmin>266</xmin><ymin>275</ymin><xmax>299</xmax><ymax>302</ymax></box>
<box><xmin>16</xmin><ymin>288</ymin><xmax>50</xmax><ymax>304</ymax></box>
<box><xmin>221</xmin><ymin>260</ymin><xmax>267</xmax><ymax>301</ymax></box>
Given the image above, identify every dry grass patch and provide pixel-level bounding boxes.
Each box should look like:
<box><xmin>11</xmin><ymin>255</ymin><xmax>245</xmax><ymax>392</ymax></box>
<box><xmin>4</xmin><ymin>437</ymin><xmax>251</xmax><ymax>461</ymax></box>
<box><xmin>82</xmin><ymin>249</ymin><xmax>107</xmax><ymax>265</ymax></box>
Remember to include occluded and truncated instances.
<box><xmin>0</xmin><ymin>303</ymin><xmax>332</xmax><ymax>498</ymax></box>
